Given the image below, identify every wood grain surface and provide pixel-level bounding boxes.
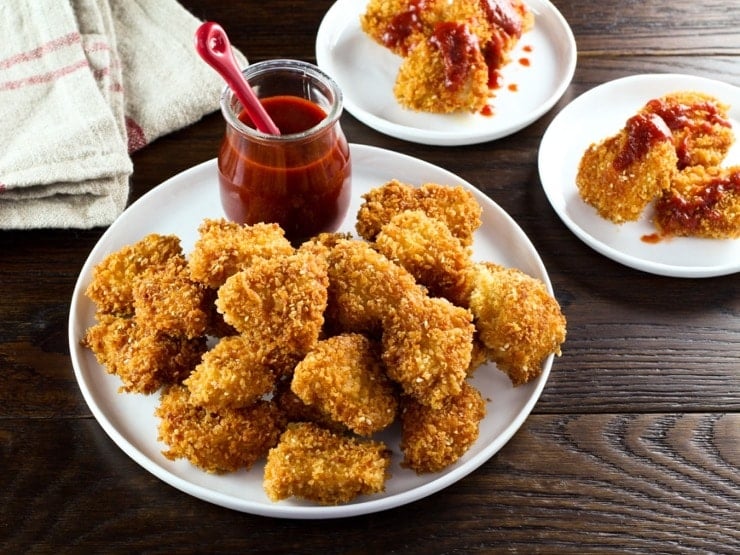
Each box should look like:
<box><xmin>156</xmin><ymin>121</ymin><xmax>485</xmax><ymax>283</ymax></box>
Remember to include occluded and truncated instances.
<box><xmin>1</xmin><ymin>0</ymin><xmax>738</xmax><ymax>552</ymax></box>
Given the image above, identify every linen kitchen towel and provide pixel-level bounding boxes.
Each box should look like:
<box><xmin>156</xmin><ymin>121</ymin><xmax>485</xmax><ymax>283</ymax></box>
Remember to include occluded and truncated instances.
<box><xmin>0</xmin><ymin>0</ymin><xmax>238</xmax><ymax>229</ymax></box>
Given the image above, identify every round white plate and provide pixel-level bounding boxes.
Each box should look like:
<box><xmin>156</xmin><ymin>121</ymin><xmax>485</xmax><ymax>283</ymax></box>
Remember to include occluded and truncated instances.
<box><xmin>539</xmin><ymin>74</ymin><xmax>740</xmax><ymax>278</ymax></box>
<box><xmin>69</xmin><ymin>144</ymin><xmax>556</xmax><ymax>519</ymax></box>
<box><xmin>315</xmin><ymin>0</ymin><xmax>576</xmax><ymax>145</ymax></box>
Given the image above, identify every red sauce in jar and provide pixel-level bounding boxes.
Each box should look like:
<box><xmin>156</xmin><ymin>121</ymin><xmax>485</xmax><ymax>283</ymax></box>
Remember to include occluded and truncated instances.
<box><xmin>218</xmin><ymin>95</ymin><xmax>351</xmax><ymax>242</ymax></box>
<box><xmin>429</xmin><ymin>22</ymin><xmax>479</xmax><ymax>91</ymax></box>
<box><xmin>654</xmin><ymin>170</ymin><xmax>740</xmax><ymax>234</ymax></box>
<box><xmin>613</xmin><ymin>113</ymin><xmax>673</xmax><ymax>172</ymax></box>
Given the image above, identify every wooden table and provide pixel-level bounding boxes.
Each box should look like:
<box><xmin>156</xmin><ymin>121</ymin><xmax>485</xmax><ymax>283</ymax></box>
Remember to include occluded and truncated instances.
<box><xmin>2</xmin><ymin>0</ymin><xmax>738</xmax><ymax>552</ymax></box>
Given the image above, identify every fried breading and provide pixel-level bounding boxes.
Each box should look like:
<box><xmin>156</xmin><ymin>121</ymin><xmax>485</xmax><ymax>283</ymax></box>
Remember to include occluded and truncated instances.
<box><xmin>399</xmin><ymin>380</ymin><xmax>486</xmax><ymax>473</ymax></box>
<box><xmin>394</xmin><ymin>21</ymin><xmax>490</xmax><ymax>113</ymax></box>
<box><xmin>360</xmin><ymin>0</ymin><xmax>446</xmax><ymax>56</ymax></box>
<box><xmin>184</xmin><ymin>335</ymin><xmax>277</xmax><ymax>411</ymax></box>
<box><xmin>355</xmin><ymin>180</ymin><xmax>482</xmax><ymax>247</ymax></box>
<box><xmin>375</xmin><ymin>209</ymin><xmax>474</xmax><ymax>306</ymax></box>
<box><xmin>156</xmin><ymin>385</ymin><xmax>283</xmax><ymax>473</ymax></box>
<box><xmin>291</xmin><ymin>334</ymin><xmax>398</xmax><ymax>437</ymax></box>
<box><xmin>468</xmin><ymin>262</ymin><xmax>566</xmax><ymax>386</ymax></box>
<box><xmin>216</xmin><ymin>252</ymin><xmax>328</xmax><ymax>366</ymax></box>
<box><xmin>272</xmin><ymin>377</ymin><xmax>348</xmax><ymax>433</ymax></box>
<box><xmin>188</xmin><ymin>218</ymin><xmax>294</xmax><ymax>289</ymax></box>
<box><xmin>576</xmin><ymin>113</ymin><xmax>678</xmax><ymax>223</ymax></box>
<box><xmin>381</xmin><ymin>294</ymin><xmax>474</xmax><ymax>408</ymax></box>
<box><xmin>640</xmin><ymin>91</ymin><xmax>734</xmax><ymax>169</ymax></box>
<box><xmin>263</xmin><ymin>422</ymin><xmax>392</xmax><ymax>505</ymax></box>
<box><xmin>133</xmin><ymin>255</ymin><xmax>210</xmax><ymax>339</ymax></box>
<box><xmin>654</xmin><ymin>165</ymin><xmax>740</xmax><ymax>239</ymax></box>
<box><xmin>325</xmin><ymin>239</ymin><xmax>422</xmax><ymax>336</ymax></box>
<box><xmin>82</xmin><ymin>314</ymin><xmax>206</xmax><ymax>394</ymax></box>
<box><xmin>85</xmin><ymin>233</ymin><xmax>183</xmax><ymax>316</ymax></box>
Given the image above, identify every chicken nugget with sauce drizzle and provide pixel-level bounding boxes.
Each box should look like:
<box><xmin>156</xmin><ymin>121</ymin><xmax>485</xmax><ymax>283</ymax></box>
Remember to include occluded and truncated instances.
<box><xmin>156</xmin><ymin>385</ymin><xmax>283</xmax><ymax>473</ymax></box>
<box><xmin>356</xmin><ymin>180</ymin><xmax>482</xmax><ymax>247</ymax></box>
<box><xmin>188</xmin><ymin>218</ymin><xmax>293</xmax><ymax>289</ymax></box>
<box><xmin>468</xmin><ymin>262</ymin><xmax>566</xmax><ymax>386</ymax></box>
<box><xmin>576</xmin><ymin>113</ymin><xmax>678</xmax><ymax>223</ymax></box>
<box><xmin>263</xmin><ymin>422</ymin><xmax>392</xmax><ymax>505</ymax></box>
<box><xmin>216</xmin><ymin>252</ymin><xmax>328</xmax><ymax>367</ymax></box>
<box><xmin>400</xmin><ymin>380</ymin><xmax>486</xmax><ymax>473</ymax></box>
<box><xmin>291</xmin><ymin>333</ymin><xmax>398</xmax><ymax>437</ymax></box>
<box><xmin>640</xmin><ymin>91</ymin><xmax>734</xmax><ymax>170</ymax></box>
<box><xmin>381</xmin><ymin>294</ymin><xmax>474</xmax><ymax>408</ymax></box>
<box><xmin>654</xmin><ymin>165</ymin><xmax>740</xmax><ymax>239</ymax></box>
<box><xmin>85</xmin><ymin>233</ymin><xmax>182</xmax><ymax>316</ymax></box>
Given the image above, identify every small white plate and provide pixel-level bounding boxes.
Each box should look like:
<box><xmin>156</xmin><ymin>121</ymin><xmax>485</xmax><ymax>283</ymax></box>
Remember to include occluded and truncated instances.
<box><xmin>69</xmin><ymin>144</ymin><xmax>556</xmax><ymax>519</ymax></box>
<box><xmin>538</xmin><ymin>74</ymin><xmax>740</xmax><ymax>278</ymax></box>
<box><xmin>315</xmin><ymin>0</ymin><xmax>576</xmax><ymax>145</ymax></box>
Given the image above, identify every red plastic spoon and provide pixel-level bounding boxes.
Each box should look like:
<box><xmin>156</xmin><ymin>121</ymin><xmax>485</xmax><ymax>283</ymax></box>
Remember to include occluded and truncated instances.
<box><xmin>195</xmin><ymin>21</ymin><xmax>281</xmax><ymax>135</ymax></box>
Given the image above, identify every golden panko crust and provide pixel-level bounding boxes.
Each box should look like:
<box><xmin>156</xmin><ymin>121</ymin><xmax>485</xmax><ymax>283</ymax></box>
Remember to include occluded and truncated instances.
<box><xmin>85</xmin><ymin>233</ymin><xmax>182</xmax><ymax>316</ymax></box>
<box><xmin>400</xmin><ymin>380</ymin><xmax>486</xmax><ymax>473</ymax></box>
<box><xmin>263</xmin><ymin>422</ymin><xmax>392</xmax><ymax>505</ymax></box>
<box><xmin>356</xmin><ymin>180</ymin><xmax>482</xmax><ymax>247</ymax></box>
<box><xmin>156</xmin><ymin>385</ymin><xmax>284</xmax><ymax>474</ymax></box>
<box><xmin>469</xmin><ymin>263</ymin><xmax>566</xmax><ymax>386</ymax></box>
<box><xmin>291</xmin><ymin>334</ymin><xmax>398</xmax><ymax>436</ymax></box>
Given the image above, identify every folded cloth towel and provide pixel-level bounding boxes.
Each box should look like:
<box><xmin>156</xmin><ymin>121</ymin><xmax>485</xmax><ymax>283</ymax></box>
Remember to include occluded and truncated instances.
<box><xmin>0</xmin><ymin>0</ymin><xmax>242</xmax><ymax>229</ymax></box>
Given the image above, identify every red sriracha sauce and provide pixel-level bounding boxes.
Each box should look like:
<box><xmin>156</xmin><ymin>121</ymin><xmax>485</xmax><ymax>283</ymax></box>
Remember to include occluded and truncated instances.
<box><xmin>218</xmin><ymin>95</ymin><xmax>351</xmax><ymax>242</ymax></box>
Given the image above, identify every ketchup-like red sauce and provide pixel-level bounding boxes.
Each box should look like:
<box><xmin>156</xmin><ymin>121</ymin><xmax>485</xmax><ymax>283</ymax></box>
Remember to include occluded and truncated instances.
<box><xmin>613</xmin><ymin>113</ymin><xmax>673</xmax><ymax>171</ymax></box>
<box><xmin>382</xmin><ymin>0</ymin><xmax>430</xmax><ymax>55</ymax></box>
<box><xmin>429</xmin><ymin>22</ymin><xmax>479</xmax><ymax>91</ymax></box>
<box><xmin>480</xmin><ymin>0</ymin><xmax>523</xmax><ymax>37</ymax></box>
<box><xmin>218</xmin><ymin>95</ymin><xmax>351</xmax><ymax>242</ymax></box>
<box><xmin>482</xmin><ymin>36</ymin><xmax>505</xmax><ymax>89</ymax></box>
<box><xmin>655</xmin><ymin>170</ymin><xmax>740</xmax><ymax>234</ymax></box>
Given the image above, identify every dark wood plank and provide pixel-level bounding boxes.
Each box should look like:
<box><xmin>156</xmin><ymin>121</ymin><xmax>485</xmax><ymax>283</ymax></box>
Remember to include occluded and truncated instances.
<box><xmin>1</xmin><ymin>415</ymin><xmax>737</xmax><ymax>552</ymax></box>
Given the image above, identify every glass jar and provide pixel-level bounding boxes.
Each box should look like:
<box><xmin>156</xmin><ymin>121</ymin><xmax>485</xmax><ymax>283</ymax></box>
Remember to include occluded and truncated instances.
<box><xmin>217</xmin><ymin>59</ymin><xmax>352</xmax><ymax>242</ymax></box>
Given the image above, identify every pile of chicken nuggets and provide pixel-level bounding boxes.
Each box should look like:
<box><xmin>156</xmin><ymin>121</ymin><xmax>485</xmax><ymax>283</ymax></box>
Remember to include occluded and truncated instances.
<box><xmin>360</xmin><ymin>0</ymin><xmax>533</xmax><ymax>113</ymax></box>
<box><xmin>82</xmin><ymin>180</ymin><xmax>566</xmax><ymax>506</ymax></box>
<box><xmin>576</xmin><ymin>91</ymin><xmax>740</xmax><ymax>239</ymax></box>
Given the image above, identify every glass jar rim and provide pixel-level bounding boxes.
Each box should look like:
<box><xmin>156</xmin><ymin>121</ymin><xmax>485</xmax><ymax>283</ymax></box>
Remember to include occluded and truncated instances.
<box><xmin>219</xmin><ymin>59</ymin><xmax>344</xmax><ymax>143</ymax></box>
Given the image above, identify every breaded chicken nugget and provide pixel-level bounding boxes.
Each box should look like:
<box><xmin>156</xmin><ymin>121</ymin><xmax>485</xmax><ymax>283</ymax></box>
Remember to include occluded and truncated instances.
<box><xmin>360</xmin><ymin>0</ymin><xmax>446</xmax><ymax>56</ymax></box>
<box><xmin>375</xmin><ymin>210</ymin><xmax>474</xmax><ymax>306</ymax></box>
<box><xmin>133</xmin><ymin>255</ymin><xmax>210</xmax><ymax>339</ymax></box>
<box><xmin>382</xmin><ymin>295</ymin><xmax>474</xmax><ymax>408</ymax></box>
<box><xmin>641</xmin><ymin>91</ymin><xmax>734</xmax><ymax>169</ymax></box>
<box><xmin>184</xmin><ymin>335</ymin><xmax>276</xmax><ymax>411</ymax></box>
<box><xmin>394</xmin><ymin>21</ymin><xmax>490</xmax><ymax>113</ymax></box>
<box><xmin>468</xmin><ymin>263</ymin><xmax>566</xmax><ymax>386</ymax></box>
<box><xmin>273</xmin><ymin>377</ymin><xmax>348</xmax><ymax>433</ymax></box>
<box><xmin>356</xmin><ymin>180</ymin><xmax>482</xmax><ymax>247</ymax></box>
<box><xmin>85</xmin><ymin>233</ymin><xmax>182</xmax><ymax>316</ymax></box>
<box><xmin>325</xmin><ymin>239</ymin><xmax>422</xmax><ymax>336</ymax></box>
<box><xmin>654</xmin><ymin>165</ymin><xmax>740</xmax><ymax>239</ymax></box>
<box><xmin>291</xmin><ymin>334</ymin><xmax>398</xmax><ymax>436</ymax></box>
<box><xmin>263</xmin><ymin>422</ymin><xmax>392</xmax><ymax>505</ymax></box>
<box><xmin>576</xmin><ymin>113</ymin><xmax>678</xmax><ymax>223</ymax></box>
<box><xmin>156</xmin><ymin>385</ymin><xmax>283</xmax><ymax>473</ymax></box>
<box><xmin>216</xmin><ymin>252</ymin><xmax>328</xmax><ymax>365</ymax></box>
<box><xmin>82</xmin><ymin>315</ymin><xmax>206</xmax><ymax>394</ymax></box>
<box><xmin>400</xmin><ymin>380</ymin><xmax>486</xmax><ymax>473</ymax></box>
<box><xmin>188</xmin><ymin>218</ymin><xmax>293</xmax><ymax>289</ymax></box>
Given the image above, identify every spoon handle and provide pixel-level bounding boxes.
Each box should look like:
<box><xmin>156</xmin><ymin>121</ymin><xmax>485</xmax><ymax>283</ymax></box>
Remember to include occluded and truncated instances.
<box><xmin>195</xmin><ymin>22</ymin><xmax>281</xmax><ymax>135</ymax></box>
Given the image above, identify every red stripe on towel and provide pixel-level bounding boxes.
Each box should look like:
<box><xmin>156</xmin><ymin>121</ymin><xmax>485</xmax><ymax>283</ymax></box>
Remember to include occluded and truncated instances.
<box><xmin>0</xmin><ymin>32</ymin><xmax>81</xmax><ymax>70</ymax></box>
<box><xmin>0</xmin><ymin>59</ymin><xmax>90</xmax><ymax>91</ymax></box>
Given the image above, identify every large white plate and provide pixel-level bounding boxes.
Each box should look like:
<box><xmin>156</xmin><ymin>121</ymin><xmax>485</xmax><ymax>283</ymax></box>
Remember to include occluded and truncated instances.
<box><xmin>539</xmin><ymin>74</ymin><xmax>740</xmax><ymax>278</ymax></box>
<box><xmin>68</xmin><ymin>144</ymin><xmax>556</xmax><ymax>519</ymax></box>
<box><xmin>315</xmin><ymin>0</ymin><xmax>576</xmax><ymax>146</ymax></box>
